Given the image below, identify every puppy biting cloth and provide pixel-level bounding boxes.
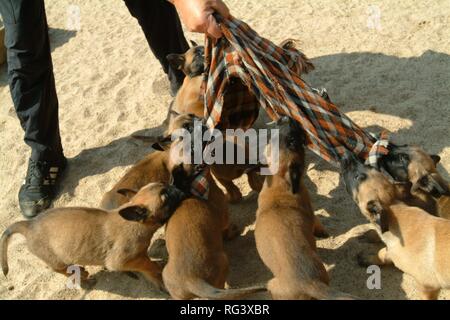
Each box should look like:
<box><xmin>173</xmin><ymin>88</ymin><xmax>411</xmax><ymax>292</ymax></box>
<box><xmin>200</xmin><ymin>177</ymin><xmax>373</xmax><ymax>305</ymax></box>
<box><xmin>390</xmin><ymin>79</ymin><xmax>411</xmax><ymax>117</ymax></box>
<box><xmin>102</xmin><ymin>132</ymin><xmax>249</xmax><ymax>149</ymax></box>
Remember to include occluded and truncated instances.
<box><xmin>190</xmin><ymin>14</ymin><xmax>390</xmax><ymax>200</ymax></box>
<box><xmin>203</xmin><ymin>14</ymin><xmax>389</xmax><ymax>167</ymax></box>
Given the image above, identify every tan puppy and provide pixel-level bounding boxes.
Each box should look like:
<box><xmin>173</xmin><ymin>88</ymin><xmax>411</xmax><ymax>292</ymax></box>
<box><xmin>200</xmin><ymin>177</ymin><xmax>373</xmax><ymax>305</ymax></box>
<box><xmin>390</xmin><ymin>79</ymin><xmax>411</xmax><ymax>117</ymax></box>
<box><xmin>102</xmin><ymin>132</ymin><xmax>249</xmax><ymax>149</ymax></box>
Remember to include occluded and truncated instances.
<box><xmin>1</xmin><ymin>183</ymin><xmax>186</xmax><ymax>290</ymax></box>
<box><xmin>100</xmin><ymin>151</ymin><xmax>171</xmax><ymax>210</ymax></box>
<box><xmin>342</xmin><ymin>154</ymin><xmax>450</xmax><ymax>300</ymax></box>
<box><xmin>255</xmin><ymin>117</ymin><xmax>351</xmax><ymax>300</ymax></box>
<box><xmin>380</xmin><ymin>145</ymin><xmax>449</xmax><ymax>199</ymax></box>
<box><xmin>167</xmin><ymin>39</ymin><xmax>314</xmax><ymax>124</ymax></box>
<box><xmin>163</xmin><ymin>40</ymin><xmax>316</xmax><ymax>204</ymax></box>
<box><xmin>100</xmin><ymin>113</ymin><xmax>203</xmax><ymax>210</ymax></box>
<box><xmin>103</xmin><ymin>113</ymin><xmax>237</xmax><ymax>238</ymax></box>
<box><xmin>166</xmin><ymin>42</ymin><xmax>204</xmax><ymax>122</ymax></box>
<box><xmin>162</xmin><ymin>168</ymin><xmax>265</xmax><ymax>300</ymax></box>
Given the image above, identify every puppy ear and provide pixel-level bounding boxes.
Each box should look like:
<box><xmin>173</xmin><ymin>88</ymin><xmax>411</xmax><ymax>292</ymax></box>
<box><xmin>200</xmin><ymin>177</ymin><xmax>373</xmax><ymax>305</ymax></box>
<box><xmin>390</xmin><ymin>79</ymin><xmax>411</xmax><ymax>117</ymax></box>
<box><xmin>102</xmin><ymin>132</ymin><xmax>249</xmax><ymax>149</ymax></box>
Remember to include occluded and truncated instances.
<box><xmin>366</xmin><ymin>200</ymin><xmax>389</xmax><ymax>233</ymax></box>
<box><xmin>430</xmin><ymin>155</ymin><xmax>441</xmax><ymax>165</ymax></box>
<box><xmin>288</xmin><ymin>163</ymin><xmax>302</xmax><ymax>194</ymax></box>
<box><xmin>190</xmin><ymin>40</ymin><xmax>198</xmax><ymax>47</ymax></box>
<box><xmin>117</xmin><ymin>188</ymin><xmax>138</xmax><ymax>200</ymax></box>
<box><xmin>166</xmin><ymin>53</ymin><xmax>185</xmax><ymax>71</ymax></box>
<box><xmin>152</xmin><ymin>136</ymin><xmax>172</xmax><ymax>151</ymax></box>
<box><xmin>119</xmin><ymin>205</ymin><xmax>149</xmax><ymax>222</ymax></box>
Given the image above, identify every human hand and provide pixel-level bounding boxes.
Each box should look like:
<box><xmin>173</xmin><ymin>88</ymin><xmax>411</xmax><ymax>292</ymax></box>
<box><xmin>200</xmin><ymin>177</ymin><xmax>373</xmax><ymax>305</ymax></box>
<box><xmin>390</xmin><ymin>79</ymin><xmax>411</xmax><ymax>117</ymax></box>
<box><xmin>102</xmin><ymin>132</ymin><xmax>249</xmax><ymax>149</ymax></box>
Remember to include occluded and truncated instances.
<box><xmin>171</xmin><ymin>0</ymin><xmax>230</xmax><ymax>38</ymax></box>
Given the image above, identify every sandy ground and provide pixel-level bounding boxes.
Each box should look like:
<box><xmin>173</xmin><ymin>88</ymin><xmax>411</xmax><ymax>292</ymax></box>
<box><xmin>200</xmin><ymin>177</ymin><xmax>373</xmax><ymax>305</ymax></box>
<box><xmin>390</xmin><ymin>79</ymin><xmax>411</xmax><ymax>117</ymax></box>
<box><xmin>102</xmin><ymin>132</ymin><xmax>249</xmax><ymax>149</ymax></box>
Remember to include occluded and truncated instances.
<box><xmin>0</xmin><ymin>0</ymin><xmax>449</xmax><ymax>300</ymax></box>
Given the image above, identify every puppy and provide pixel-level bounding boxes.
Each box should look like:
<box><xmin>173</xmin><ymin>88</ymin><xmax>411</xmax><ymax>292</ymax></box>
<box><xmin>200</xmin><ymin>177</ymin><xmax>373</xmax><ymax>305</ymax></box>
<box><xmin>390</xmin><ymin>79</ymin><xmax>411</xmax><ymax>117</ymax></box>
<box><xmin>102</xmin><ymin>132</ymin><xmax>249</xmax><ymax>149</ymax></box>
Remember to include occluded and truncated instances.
<box><xmin>1</xmin><ymin>183</ymin><xmax>186</xmax><ymax>290</ymax></box>
<box><xmin>166</xmin><ymin>38</ymin><xmax>316</xmax><ymax>123</ymax></box>
<box><xmin>105</xmin><ymin>113</ymin><xmax>238</xmax><ymax>239</ymax></box>
<box><xmin>342</xmin><ymin>154</ymin><xmax>450</xmax><ymax>300</ymax></box>
<box><xmin>162</xmin><ymin>168</ymin><xmax>265</xmax><ymax>299</ymax></box>
<box><xmin>166</xmin><ymin>41</ymin><xmax>205</xmax><ymax>122</ymax></box>
<box><xmin>100</xmin><ymin>113</ymin><xmax>203</xmax><ymax>210</ymax></box>
<box><xmin>167</xmin><ymin>44</ymin><xmax>265</xmax><ymax>203</ymax></box>
<box><xmin>100</xmin><ymin>152</ymin><xmax>171</xmax><ymax>210</ymax></box>
<box><xmin>255</xmin><ymin>117</ymin><xmax>351</xmax><ymax>300</ymax></box>
<box><xmin>136</xmin><ymin>109</ymin><xmax>265</xmax><ymax>203</ymax></box>
<box><xmin>380</xmin><ymin>144</ymin><xmax>449</xmax><ymax>200</ymax></box>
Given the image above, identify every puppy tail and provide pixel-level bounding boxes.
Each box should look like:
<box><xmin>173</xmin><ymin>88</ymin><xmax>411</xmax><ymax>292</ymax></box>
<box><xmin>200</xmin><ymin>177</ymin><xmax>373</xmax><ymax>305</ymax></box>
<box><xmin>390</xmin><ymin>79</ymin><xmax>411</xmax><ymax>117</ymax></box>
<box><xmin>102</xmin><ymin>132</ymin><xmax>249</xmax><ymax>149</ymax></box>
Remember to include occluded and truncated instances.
<box><xmin>1</xmin><ymin>221</ymin><xmax>29</xmax><ymax>277</ymax></box>
<box><xmin>187</xmin><ymin>279</ymin><xmax>267</xmax><ymax>300</ymax></box>
<box><xmin>304</xmin><ymin>282</ymin><xmax>359</xmax><ymax>300</ymax></box>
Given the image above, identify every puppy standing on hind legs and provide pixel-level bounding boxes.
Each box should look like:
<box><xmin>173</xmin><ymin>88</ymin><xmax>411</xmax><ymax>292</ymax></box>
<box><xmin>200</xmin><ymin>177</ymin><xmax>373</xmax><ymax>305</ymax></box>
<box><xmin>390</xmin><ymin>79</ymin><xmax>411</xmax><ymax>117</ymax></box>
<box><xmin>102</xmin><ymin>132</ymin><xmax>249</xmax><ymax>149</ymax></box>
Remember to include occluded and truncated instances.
<box><xmin>162</xmin><ymin>165</ymin><xmax>266</xmax><ymax>300</ymax></box>
<box><xmin>255</xmin><ymin>117</ymin><xmax>353</xmax><ymax>300</ymax></box>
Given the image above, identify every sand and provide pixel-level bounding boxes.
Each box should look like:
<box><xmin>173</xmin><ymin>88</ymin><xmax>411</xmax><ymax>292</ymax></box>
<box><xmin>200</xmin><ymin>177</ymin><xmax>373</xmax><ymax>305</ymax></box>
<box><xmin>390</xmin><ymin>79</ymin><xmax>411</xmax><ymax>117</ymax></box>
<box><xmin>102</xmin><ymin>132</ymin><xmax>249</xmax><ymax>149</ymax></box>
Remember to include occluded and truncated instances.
<box><xmin>0</xmin><ymin>0</ymin><xmax>449</xmax><ymax>300</ymax></box>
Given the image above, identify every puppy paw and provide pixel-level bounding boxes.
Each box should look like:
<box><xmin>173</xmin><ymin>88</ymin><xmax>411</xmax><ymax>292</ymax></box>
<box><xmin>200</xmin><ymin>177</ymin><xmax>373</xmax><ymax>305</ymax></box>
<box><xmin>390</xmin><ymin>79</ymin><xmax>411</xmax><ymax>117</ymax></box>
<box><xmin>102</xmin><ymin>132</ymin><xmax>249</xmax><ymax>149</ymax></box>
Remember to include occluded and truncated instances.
<box><xmin>223</xmin><ymin>223</ymin><xmax>242</xmax><ymax>240</ymax></box>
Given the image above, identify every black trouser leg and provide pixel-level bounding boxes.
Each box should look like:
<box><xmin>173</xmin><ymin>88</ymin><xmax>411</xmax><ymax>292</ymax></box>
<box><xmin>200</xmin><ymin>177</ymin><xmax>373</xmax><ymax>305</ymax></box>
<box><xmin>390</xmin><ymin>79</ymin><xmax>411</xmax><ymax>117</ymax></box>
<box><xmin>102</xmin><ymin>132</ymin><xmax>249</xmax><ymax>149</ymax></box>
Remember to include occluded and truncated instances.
<box><xmin>123</xmin><ymin>0</ymin><xmax>189</xmax><ymax>88</ymax></box>
<box><xmin>0</xmin><ymin>0</ymin><xmax>63</xmax><ymax>163</ymax></box>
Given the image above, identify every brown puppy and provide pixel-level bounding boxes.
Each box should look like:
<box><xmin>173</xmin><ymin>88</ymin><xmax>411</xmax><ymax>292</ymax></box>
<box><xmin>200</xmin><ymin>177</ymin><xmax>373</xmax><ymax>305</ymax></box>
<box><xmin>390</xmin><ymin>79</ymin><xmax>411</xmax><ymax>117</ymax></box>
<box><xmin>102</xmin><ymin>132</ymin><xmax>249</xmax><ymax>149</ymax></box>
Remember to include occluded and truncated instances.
<box><xmin>255</xmin><ymin>117</ymin><xmax>351</xmax><ymax>300</ymax></box>
<box><xmin>104</xmin><ymin>113</ymin><xmax>237</xmax><ymax>239</ymax></box>
<box><xmin>1</xmin><ymin>182</ymin><xmax>186</xmax><ymax>290</ymax></box>
<box><xmin>135</xmin><ymin>109</ymin><xmax>265</xmax><ymax>203</ymax></box>
<box><xmin>167</xmin><ymin>39</ymin><xmax>314</xmax><ymax>124</ymax></box>
<box><xmin>100</xmin><ymin>113</ymin><xmax>203</xmax><ymax>210</ymax></box>
<box><xmin>100</xmin><ymin>151</ymin><xmax>171</xmax><ymax>210</ymax></box>
<box><xmin>167</xmin><ymin>44</ymin><xmax>266</xmax><ymax>203</ymax></box>
<box><xmin>162</xmin><ymin>168</ymin><xmax>265</xmax><ymax>300</ymax></box>
<box><xmin>380</xmin><ymin>145</ymin><xmax>449</xmax><ymax>200</ymax></box>
<box><xmin>166</xmin><ymin>42</ymin><xmax>205</xmax><ymax>122</ymax></box>
<box><xmin>342</xmin><ymin>154</ymin><xmax>450</xmax><ymax>300</ymax></box>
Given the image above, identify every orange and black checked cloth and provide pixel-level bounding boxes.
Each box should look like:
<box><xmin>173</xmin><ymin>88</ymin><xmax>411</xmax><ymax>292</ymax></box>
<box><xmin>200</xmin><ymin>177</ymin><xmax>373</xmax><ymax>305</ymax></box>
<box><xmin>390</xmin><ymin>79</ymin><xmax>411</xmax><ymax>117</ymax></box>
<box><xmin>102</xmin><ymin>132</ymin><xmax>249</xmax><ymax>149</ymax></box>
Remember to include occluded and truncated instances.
<box><xmin>202</xmin><ymin>14</ymin><xmax>390</xmax><ymax>167</ymax></box>
<box><xmin>190</xmin><ymin>15</ymin><xmax>390</xmax><ymax>200</ymax></box>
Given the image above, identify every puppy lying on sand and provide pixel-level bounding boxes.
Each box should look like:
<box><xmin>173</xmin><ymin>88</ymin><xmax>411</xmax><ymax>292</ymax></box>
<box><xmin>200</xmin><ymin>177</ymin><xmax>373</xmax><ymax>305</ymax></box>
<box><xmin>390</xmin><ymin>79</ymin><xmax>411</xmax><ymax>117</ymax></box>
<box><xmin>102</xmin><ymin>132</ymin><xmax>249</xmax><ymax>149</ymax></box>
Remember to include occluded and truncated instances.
<box><xmin>342</xmin><ymin>154</ymin><xmax>450</xmax><ymax>300</ymax></box>
<box><xmin>162</xmin><ymin>165</ymin><xmax>265</xmax><ymax>300</ymax></box>
<box><xmin>255</xmin><ymin>117</ymin><xmax>353</xmax><ymax>300</ymax></box>
<box><xmin>1</xmin><ymin>182</ymin><xmax>186</xmax><ymax>290</ymax></box>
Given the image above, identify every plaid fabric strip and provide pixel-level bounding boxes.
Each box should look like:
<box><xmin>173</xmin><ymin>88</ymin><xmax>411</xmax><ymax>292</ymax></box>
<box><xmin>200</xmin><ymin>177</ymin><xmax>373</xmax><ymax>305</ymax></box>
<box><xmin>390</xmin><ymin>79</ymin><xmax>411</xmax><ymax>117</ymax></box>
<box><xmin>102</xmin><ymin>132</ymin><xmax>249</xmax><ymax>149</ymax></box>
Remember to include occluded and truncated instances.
<box><xmin>203</xmin><ymin>15</ymin><xmax>390</xmax><ymax>166</ymax></box>
<box><xmin>366</xmin><ymin>131</ymin><xmax>390</xmax><ymax>169</ymax></box>
<box><xmin>190</xmin><ymin>167</ymin><xmax>210</xmax><ymax>200</ymax></box>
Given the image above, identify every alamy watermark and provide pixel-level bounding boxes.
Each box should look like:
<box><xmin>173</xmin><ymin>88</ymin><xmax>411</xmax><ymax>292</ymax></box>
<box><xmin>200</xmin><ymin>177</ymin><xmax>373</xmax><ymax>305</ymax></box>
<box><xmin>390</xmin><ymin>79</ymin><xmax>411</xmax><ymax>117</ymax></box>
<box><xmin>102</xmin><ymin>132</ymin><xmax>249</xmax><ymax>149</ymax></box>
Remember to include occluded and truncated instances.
<box><xmin>367</xmin><ymin>5</ymin><xmax>382</xmax><ymax>31</ymax></box>
<box><xmin>168</xmin><ymin>120</ymin><xmax>280</xmax><ymax>175</ymax></box>
<box><xmin>67</xmin><ymin>4</ymin><xmax>81</xmax><ymax>31</ymax></box>
<box><xmin>66</xmin><ymin>265</ymin><xmax>81</xmax><ymax>290</ymax></box>
<box><xmin>366</xmin><ymin>265</ymin><xmax>381</xmax><ymax>290</ymax></box>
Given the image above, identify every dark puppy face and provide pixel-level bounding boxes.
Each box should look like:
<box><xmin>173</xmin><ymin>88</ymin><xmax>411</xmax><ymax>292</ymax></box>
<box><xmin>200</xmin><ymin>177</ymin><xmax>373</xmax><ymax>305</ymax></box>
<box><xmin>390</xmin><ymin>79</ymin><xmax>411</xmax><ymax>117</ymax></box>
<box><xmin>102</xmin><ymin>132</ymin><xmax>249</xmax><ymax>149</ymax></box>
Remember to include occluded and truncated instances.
<box><xmin>341</xmin><ymin>154</ymin><xmax>396</xmax><ymax>230</ymax></box>
<box><xmin>380</xmin><ymin>145</ymin><xmax>448</xmax><ymax>198</ymax></box>
<box><xmin>166</xmin><ymin>44</ymin><xmax>205</xmax><ymax>78</ymax></box>
<box><xmin>118</xmin><ymin>183</ymin><xmax>186</xmax><ymax>224</ymax></box>
<box><xmin>341</xmin><ymin>153</ymin><xmax>369</xmax><ymax>198</ymax></box>
<box><xmin>153</xmin><ymin>113</ymin><xmax>208</xmax><ymax>193</ymax></box>
<box><xmin>265</xmin><ymin>117</ymin><xmax>306</xmax><ymax>194</ymax></box>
